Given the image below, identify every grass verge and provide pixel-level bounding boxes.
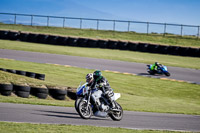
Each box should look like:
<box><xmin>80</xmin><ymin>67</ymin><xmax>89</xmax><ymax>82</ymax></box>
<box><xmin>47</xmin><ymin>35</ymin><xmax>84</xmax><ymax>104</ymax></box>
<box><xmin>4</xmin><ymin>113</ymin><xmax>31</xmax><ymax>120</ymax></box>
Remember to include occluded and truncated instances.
<box><xmin>0</xmin><ymin>58</ymin><xmax>200</xmax><ymax>115</ymax></box>
<box><xmin>0</xmin><ymin>23</ymin><xmax>200</xmax><ymax>48</ymax></box>
<box><xmin>0</xmin><ymin>121</ymin><xmax>184</xmax><ymax>133</ymax></box>
<box><xmin>0</xmin><ymin>39</ymin><xmax>200</xmax><ymax>69</ymax></box>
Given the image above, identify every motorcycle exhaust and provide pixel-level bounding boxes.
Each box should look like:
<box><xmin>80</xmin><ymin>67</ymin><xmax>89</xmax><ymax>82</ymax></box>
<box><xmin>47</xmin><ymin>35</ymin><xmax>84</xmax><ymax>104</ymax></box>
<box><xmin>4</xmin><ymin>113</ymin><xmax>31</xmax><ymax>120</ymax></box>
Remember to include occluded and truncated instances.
<box><xmin>94</xmin><ymin>111</ymin><xmax>107</xmax><ymax>117</ymax></box>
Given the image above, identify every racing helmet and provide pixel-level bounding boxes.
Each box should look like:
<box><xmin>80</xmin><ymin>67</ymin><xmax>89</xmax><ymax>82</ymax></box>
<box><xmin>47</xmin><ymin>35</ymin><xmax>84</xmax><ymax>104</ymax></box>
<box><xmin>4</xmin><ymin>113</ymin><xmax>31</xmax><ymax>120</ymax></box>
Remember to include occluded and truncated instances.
<box><xmin>93</xmin><ymin>70</ymin><xmax>102</xmax><ymax>80</ymax></box>
<box><xmin>86</xmin><ymin>73</ymin><xmax>93</xmax><ymax>83</ymax></box>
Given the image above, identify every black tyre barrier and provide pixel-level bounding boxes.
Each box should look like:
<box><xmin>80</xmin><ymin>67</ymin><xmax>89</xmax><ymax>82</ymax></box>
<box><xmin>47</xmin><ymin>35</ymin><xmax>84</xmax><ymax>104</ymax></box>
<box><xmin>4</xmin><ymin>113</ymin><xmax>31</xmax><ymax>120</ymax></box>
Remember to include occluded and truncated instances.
<box><xmin>186</xmin><ymin>47</ymin><xmax>199</xmax><ymax>57</ymax></box>
<box><xmin>197</xmin><ymin>49</ymin><xmax>200</xmax><ymax>57</ymax></box>
<box><xmin>0</xmin><ymin>30</ymin><xmax>8</xmax><ymax>39</ymax></box>
<box><xmin>48</xmin><ymin>88</ymin><xmax>67</xmax><ymax>100</ymax></box>
<box><xmin>7</xmin><ymin>31</ymin><xmax>19</xmax><ymax>40</ymax></box>
<box><xmin>13</xmin><ymin>85</ymin><xmax>30</xmax><ymax>98</ymax></box>
<box><xmin>107</xmin><ymin>40</ymin><xmax>118</xmax><ymax>49</ymax></box>
<box><xmin>6</xmin><ymin>69</ymin><xmax>16</xmax><ymax>74</ymax></box>
<box><xmin>30</xmin><ymin>87</ymin><xmax>48</xmax><ymax>99</ymax></box>
<box><xmin>137</xmin><ymin>43</ymin><xmax>149</xmax><ymax>52</ymax></box>
<box><xmin>67</xmin><ymin>90</ymin><xmax>76</xmax><ymax>100</ymax></box>
<box><xmin>26</xmin><ymin>72</ymin><xmax>36</xmax><ymax>78</ymax></box>
<box><xmin>117</xmin><ymin>41</ymin><xmax>128</xmax><ymax>50</ymax></box>
<box><xmin>1</xmin><ymin>30</ymin><xmax>200</xmax><ymax>58</ymax></box>
<box><xmin>156</xmin><ymin>45</ymin><xmax>169</xmax><ymax>54</ymax></box>
<box><xmin>177</xmin><ymin>47</ymin><xmax>189</xmax><ymax>56</ymax></box>
<box><xmin>0</xmin><ymin>84</ymin><xmax>13</xmax><ymax>96</ymax></box>
<box><xmin>46</xmin><ymin>35</ymin><xmax>59</xmax><ymax>45</ymax></box>
<box><xmin>126</xmin><ymin>42</ymin><xmax>139</xmax><ymax>51</ymax></box>
<box><xmin>0</xmin><ymin>68</ymin><xmax>7</xmax><ymax>72</ymax></box>
<box><xmin>15</xmin><ymin>91</ymin><xmax>30</xmax><ymax>98</ymax></box>
<box><xmin>27</xmin><ymin>33</ymin><xmax>38</xmax><ymax>43</ymax></box>
<box><xmin>1</xmin><ymin>67</ymin><xmax>45</xmax><ymax>80</ymax></box>
<box><xmin>16</xmin><ymin>70</ymin><xmax>26</xmax><ymax>76</ymax></box>
<box><xmin>66</xmin><ymin>37</ymin><xmax>78</xmax><ymax>46</ymax></box>
<box><xmin>166</xmin><ymin>46</ymin><xmax>179</xmax><ymax>55</ymax></box>
<box><xmin>19</xmin><ymin>32</ymin><xmax>29</xmax><ymax>42</ymax></box>
<box><xmin>37</xmin><ymin>34</ymin><xmax>49</xmax><ymax>44</ymax></box>
<box><xmin>56</xmin><ymin>36</ymin><xmax>68</xmax><ymax>45</ymax></box>
<box><xmin>77</xmin><ymin>38</ymin><xmax>88</xmax><ymax>47</ymax></box>
<box><xmin>97</xmin><ymin>40</ymin><xmax>107</xmax><ymax>48</ymax></box>
<box><xmin>146</xmin><ymin>44</ymin><xmax>159</xmax><ymax>53</ymax></box>
<box><xmin>13</xmin><ymin>84</ymin><xmax>31</xmax><ymax>92</ymax></box>
<box><xmin>35</xmin><ymin>73</ymin><xmax>45</xmax><ymax>80</ymax></box>
<box><xmin>87</xmin><ymin>39</ymin><xmax>98</xmax><ymax>48</ymax></box>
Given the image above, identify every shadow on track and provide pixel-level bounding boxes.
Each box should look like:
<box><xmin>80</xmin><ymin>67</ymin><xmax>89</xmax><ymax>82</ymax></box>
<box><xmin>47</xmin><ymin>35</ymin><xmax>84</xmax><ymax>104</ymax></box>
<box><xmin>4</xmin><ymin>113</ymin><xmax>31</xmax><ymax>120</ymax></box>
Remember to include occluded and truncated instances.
<box><xmin>34</xmin><ymin>110</ymin><xmax>109</xmax><ymax>121</ymax></box>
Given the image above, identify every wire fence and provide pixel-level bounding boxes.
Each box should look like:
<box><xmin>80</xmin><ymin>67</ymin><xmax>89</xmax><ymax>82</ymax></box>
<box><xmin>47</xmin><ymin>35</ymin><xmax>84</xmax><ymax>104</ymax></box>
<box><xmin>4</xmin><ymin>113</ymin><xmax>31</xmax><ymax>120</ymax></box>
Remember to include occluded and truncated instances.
<box><xmin>0</xmin><ymin>12</ymin><xmax>199</xmax><ymax>38</ymax></box>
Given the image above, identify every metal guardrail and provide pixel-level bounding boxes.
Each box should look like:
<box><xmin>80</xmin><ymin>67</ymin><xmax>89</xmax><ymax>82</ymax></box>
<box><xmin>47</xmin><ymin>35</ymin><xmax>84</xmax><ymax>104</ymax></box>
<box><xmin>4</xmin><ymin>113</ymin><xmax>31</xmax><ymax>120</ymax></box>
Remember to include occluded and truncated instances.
<box><xmin>0</xmin><ymin>12</ymin><xmax>199</xmax><ymax>38</ymax></box>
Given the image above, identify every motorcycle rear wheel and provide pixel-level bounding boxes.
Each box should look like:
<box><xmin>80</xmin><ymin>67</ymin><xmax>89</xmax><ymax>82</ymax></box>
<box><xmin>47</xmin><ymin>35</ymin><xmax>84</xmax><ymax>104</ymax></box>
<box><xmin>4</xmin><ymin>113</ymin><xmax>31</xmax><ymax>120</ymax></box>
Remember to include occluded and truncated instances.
<box><xmin>109</xmin><ymin>101</ymin><xmax>123</xmax><ymax>121</ymax></box>
<box><xmin>78</xmin><ymin>100</ymin><xmax>92</xmax><ymax>119</ymax></box>
<box><xmin>75</xmin><ymin>97</ymin><xmax>83</xmax><ymax>113</ymax></box>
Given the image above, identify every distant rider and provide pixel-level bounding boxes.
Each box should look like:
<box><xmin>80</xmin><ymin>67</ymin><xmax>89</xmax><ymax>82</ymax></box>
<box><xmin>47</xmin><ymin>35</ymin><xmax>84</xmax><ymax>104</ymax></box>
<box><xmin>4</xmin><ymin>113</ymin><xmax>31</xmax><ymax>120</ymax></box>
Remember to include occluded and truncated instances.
<box><xmin>150</xmin><ymin>62</ymin><xmax>161</xmax><ymax>71</ymax></box>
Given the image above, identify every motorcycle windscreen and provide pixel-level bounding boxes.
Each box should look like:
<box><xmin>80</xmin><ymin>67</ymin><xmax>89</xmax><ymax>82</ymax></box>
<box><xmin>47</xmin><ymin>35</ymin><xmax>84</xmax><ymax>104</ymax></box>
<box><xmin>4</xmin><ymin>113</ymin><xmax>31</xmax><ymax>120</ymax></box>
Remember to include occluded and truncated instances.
<box><xmin>77</xmin><ymin>83</ymin><xmax>88</xmax><ymax>95</ymax></box>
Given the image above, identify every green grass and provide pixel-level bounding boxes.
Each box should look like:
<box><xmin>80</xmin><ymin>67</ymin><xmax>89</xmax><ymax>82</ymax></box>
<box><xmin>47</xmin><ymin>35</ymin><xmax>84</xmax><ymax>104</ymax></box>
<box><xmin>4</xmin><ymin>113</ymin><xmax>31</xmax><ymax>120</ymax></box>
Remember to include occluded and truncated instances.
<box><xmin>0</xmin><ymin>40</ymin><xmax>200</xmax><ymax>69</ymax></box>
<box><xmin>0</xmin><ymin>23</ymin><xmax>200</xmax><ymax>48</ymax></box>
<box><xmin>0</xmin><ymin>121</ymin><xmax>184</xmax><ymax>133</ymax></box>
<box><xmin>0</xmin><ymin>59</ymin><xmax>200</xmax><ymax>115</ymax></box>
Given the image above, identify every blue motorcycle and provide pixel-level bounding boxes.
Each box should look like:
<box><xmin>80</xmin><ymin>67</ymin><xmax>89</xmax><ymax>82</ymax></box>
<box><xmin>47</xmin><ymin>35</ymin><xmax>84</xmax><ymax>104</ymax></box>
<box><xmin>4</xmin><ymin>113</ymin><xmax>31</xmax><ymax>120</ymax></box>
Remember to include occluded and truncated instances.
<box><xmin>147</xmin><ymin>64</ymin><xmax>170</xmax><ymax>76</ymax></box>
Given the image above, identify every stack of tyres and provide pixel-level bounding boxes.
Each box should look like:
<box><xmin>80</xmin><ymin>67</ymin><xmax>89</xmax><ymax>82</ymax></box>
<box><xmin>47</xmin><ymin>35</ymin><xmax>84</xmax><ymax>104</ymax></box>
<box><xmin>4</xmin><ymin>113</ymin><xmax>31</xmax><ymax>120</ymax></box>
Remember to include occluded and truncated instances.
<box><xmin>0</xmin><ymin>30</ymin><xmax>8</xmax><ymax>39</ymax></box>
<box><xmin>97</xmin><ymin>39</ymin><xmax>107</xmax><ymax>48</ymax></box>
<box><xmin>30</xmin><ymin>86</ymin><xmax>48</xmax><ymax>99</ymax></box>
<box><xmin>67</xmin><ymin>88</ymin><xmax>76</xmax><ymax>100</ymax></box>
<box><xmin>16</xmin><ymin>70</ymin><xmax>26</xmax><ymax>76</ymax></box>
<box><xmin>13</xmin><ymin>84</ymin><xmax>31</xmax><ymax>98</ymax></box>
<box><xmin>107</xmin><ymin>40</ymin><xmax>118</xmax><ymax>49</ymax></box>
<box><xmin>37</xmin><ymin>34</ymin><xmax>49</xmax><ymax>44</ymax></box>
<box><xmin>137</xmin><ymin>42</ymin><xmax>149</xmax><ymax>52</ymax></box>
<box><xmin>19</xmin><ymin>32</ymin><xmax>29</xmax><ymax>42</ymax></box>
<box><xmin>47</xmin><ymin>35</ymin><xmax>59</xmax><ymax>45</ymax></box>
<box><xmin>117</xmin><ymin>41</ymin><xmax>128</xmax><ymax>50</ymax></box>
<box><xmin>27</xmin><ymin>33</ymin><xmax>38</xmax><ymax>43</ymax></box>
<box><xmin>7</xmin><ymin>31</ymin><xmax>19</xmax><ymax>40</ymax></box>
<box><xmin>166</xmin><ymin>46</ymin><xmax>180</xmax><ymax>55</ymax></box>
<box><xmin>35</xmin><ymin>73</ymin><xmax>45</xmax><ymax>80</ymax></box>
<box><xmin>6</xmin><ymin>69</ymin><xmax>16</xmax><ymax>74</ymax></box>
<box><xmin>26</xmin><ymin>72</ymin><xmax>36</xmax><ymax>78</ymax></box>
<box><xmin>66</xmin><ymin>37</ymin><xmax>78</xmax><ymax>46</ymax></box>
<box><xmin>127</xmin><ymin>42</ymin><xmax>139</xmax><ymax>51</ymax></box>
<box><xmin>87</xmin><ymin>39</ymin><xmax>98</xmax><ymax>48</ymax></box>
<box><xmin>77</xmin><ymin>38</ymin><xmax>88</xmax><ymax>47</ymax></box>
<box><xmin>146</xmin><ymin>44</ymin><xmax>159</xmax><ymax>53</ymax></box>
<box><xmin>56</xmin><ymin>36</ymin><xmax>68</xmax><ymax>46</ymax></box>
<box><xmin>0</xmin><ymin>83</ymin><xmax>13</xmax><ymax>96</ymax></box>
<box><xmin>48</xmin><ymin>87</ymin><xmax>67</xmax><ymax>100</ymax></box>
<box><xmin>186</xmin><ymin>47</ymin><xmax>199</xmax><ymax>57</ymax></box>
<box><xmin>156</xmin><ymin>45</ymin><xmax>169</xmax><ymax>54</ymax></box>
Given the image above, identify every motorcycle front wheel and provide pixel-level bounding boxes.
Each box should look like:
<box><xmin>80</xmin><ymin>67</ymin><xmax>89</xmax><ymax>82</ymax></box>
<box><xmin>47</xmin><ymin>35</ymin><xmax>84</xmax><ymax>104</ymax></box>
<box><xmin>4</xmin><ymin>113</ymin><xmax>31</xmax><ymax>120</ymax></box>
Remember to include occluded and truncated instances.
<box><xmin>109</xmin><ymin>101</ymin><xmax>123</xmax><ymax>121</ymax></box>
<box><xmin>78</xmin><ymin>100</ymin><xmax>92</xmax><ymax>119</ymax></box>
<box><xmin>164</xmin><ymin>72</ymin><xmax>170</xmax><ymax>76</ymax></box>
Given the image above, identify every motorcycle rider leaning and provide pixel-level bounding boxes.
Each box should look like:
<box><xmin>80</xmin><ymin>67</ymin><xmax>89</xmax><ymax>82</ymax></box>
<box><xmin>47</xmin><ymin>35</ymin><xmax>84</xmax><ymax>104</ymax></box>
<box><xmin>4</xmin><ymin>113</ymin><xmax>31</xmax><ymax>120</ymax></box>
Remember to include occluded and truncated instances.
<box><xmin>150</xmin><ymin>62</ymin><xmax>160</xmax><ymax>71</ymax></box>
<box><xmin>85</xmin><ymin>70</ymin><xmax>115</xmax><ymax>109</ymax></box>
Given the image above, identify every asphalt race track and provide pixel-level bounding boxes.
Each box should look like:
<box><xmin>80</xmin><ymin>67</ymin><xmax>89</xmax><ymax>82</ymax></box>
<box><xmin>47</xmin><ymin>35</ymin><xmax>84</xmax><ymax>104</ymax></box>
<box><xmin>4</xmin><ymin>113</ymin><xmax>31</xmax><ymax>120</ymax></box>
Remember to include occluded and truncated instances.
<box><xmin>0</xmin><ymin>49</ymin><xmax>200</xmax><ymax>84</ymax></box>
<box><xmin>0</xmin><ymin>103</ymin><xmax>200</xmax><ymax>132</ymax></box>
